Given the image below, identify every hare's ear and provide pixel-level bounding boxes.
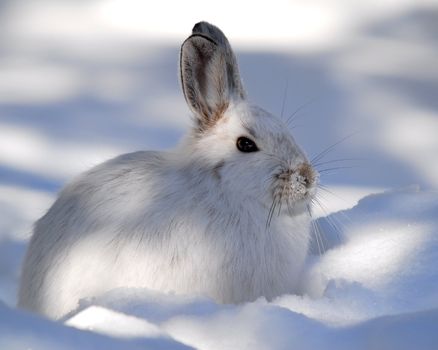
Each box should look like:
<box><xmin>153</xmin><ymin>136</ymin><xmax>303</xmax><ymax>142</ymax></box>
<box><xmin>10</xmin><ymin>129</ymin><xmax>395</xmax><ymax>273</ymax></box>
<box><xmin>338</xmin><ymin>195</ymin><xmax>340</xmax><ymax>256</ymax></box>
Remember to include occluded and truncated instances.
<box><xmin>180</xmin><ymin>22</ymin><xmax>246</xmax><ymax>132</ymax></box>
<box><xmin>191</xmin><ymin>22</ymin><xmax>246</xmax><ymax>99</ymax></box>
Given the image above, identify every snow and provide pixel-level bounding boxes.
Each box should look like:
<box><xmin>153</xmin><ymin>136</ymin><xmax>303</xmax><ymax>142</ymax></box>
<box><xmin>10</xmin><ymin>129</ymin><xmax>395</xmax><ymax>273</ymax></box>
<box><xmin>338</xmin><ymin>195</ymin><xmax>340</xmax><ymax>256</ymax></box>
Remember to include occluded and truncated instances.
<box><xmin>59</xmin><ymin>188</ymin><xmax>438</xmax><ymax>350</ymax></box>
<box><xmin>2</xmin><ymin>188</ymin><xmax>437</xmax><ymax>349</ymax></box>
<box><xmin>0</xmin><ymin>301</ymin><xmax>193</xmax><ymax>350</ymax></box>
<box><xmin>65</xmin><ymin>306</ymin><xmax>167</xmax><ymax>339</ymax></box>
<box><xmin>1</xmin><ymin>0</ymin><xmax>438</xmax><ymax>349</ymax></box>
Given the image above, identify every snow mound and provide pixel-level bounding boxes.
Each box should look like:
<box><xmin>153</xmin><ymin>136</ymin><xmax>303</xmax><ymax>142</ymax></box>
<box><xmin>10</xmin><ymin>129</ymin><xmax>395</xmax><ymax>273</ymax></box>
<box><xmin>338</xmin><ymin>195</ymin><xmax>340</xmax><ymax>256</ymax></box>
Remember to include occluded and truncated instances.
<box><xmin>1</xmin><ymin>188</ymin><xmax>437</xmax><ymax>349</ymax></box>
<box><xmin>66</xmin><ymin>305</ymin><xmax>166</xmax><ymax>338</ymax></box>
<box><xmin>0</xmin><ymin>301</ymin><xmax>193</xmax><ymax>350</ymax></box>
<box><xmin>63</xmin><ymin>187</ymin><xmax>438</xmax><ymax>349</ymax></box>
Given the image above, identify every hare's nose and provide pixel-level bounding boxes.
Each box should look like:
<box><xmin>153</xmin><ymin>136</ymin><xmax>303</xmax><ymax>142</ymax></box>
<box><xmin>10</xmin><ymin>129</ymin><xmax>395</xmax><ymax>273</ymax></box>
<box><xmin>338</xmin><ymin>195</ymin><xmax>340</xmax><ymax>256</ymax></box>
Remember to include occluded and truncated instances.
<box><xmin>298</xmin><ymin>163</ymin><xmax>316</xmax><ymax>188</ymax></box>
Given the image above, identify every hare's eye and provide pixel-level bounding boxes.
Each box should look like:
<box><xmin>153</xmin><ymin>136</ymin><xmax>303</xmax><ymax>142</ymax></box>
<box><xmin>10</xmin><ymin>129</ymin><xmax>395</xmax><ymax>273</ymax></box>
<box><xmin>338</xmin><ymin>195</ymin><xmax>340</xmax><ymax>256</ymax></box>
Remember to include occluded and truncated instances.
<box><xmin>236</xmin><ymin>136</ymin><xmax>259</xmax><ymax>153</ymax></box>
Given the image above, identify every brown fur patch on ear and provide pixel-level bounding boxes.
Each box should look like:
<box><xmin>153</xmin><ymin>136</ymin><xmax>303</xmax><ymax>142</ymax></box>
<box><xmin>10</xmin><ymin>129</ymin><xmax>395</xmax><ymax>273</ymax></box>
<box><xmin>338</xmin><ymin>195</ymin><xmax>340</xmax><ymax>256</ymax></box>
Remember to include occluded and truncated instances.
<box><xmin>196</xmin><ymin>100</ymin><xmax>229</xmax><ymax>134</ymax></box>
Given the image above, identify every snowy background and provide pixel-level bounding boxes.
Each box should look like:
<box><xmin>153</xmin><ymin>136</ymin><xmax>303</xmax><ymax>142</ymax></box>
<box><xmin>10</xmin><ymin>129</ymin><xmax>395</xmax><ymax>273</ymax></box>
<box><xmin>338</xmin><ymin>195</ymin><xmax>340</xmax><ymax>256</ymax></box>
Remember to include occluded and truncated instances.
<box><xmin>1</xmin><ymin>0</ymin><xmax>438</xmax><ymax>349</ymax></box>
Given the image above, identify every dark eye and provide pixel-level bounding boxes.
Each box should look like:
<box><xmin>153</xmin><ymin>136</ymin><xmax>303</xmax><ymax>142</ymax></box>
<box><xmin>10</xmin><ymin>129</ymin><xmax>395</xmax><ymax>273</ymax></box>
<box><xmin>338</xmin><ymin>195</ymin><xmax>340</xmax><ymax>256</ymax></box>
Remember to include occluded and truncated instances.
<box><xmin>236</xmin><ymin>136</ymin><xmax>259</xmax><ymax>153</ymax></box>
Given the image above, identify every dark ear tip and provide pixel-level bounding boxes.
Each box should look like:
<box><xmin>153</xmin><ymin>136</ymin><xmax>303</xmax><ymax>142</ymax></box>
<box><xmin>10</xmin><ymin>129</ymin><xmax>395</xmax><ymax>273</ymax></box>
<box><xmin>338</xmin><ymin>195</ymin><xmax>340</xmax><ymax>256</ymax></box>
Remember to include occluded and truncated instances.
<box><xmin>192</xmin><ymin>21</ymin><xmax>204</xmax><ymax>33</ymax></box>
<box><xmin>192</xmin><ymin>21</ymin><xmax>211</xmax><ymax>34</ymax></box>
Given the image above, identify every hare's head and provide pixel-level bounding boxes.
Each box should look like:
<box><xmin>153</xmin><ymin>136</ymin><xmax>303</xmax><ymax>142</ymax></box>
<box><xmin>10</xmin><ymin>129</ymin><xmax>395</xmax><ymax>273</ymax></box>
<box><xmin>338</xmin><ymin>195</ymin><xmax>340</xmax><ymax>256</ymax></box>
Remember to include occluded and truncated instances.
<box><xmin>180</xmin><ymin>22</ymin><xmax>318</xmax><ymax>218</ymax></box>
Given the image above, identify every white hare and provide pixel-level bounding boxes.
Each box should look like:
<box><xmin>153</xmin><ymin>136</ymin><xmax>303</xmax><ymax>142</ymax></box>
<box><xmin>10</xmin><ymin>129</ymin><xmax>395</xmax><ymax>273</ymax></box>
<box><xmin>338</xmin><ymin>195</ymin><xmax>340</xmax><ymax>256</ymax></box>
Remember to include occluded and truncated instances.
<box><xmin>18</xmin><ymin>22</ymin><xmax>318</xmax><ymax>320</ymax></box>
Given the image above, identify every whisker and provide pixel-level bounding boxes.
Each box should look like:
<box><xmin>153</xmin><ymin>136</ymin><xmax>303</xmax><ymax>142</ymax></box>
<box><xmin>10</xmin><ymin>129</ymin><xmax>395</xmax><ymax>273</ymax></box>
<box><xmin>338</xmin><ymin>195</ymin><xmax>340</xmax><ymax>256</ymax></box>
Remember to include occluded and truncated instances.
<box><xmin>316</xmin><ymin>189</ymin><xmax>353</xmax><ymax>228</ymax></box>
<box><xmin>308</xmin><ymin>203</ymin><xmax>327</xmax><ymax>254</ymax></box>
<box><xmin>270</xmin><ymin>198</ymin><xmax>279</xmax><ymax>227</ymax></box>
<box><xmin>313</xmin><ymin>198</ymin><xmax>341</xmax><ymax>242</ymax></box>
<box><xmin>266</xmin><ymin>195</ymin><xmax>279</xmax><ymax>230</ymax></box>
<box><xmin>313</xmin><ymin>157</ymin><xmax>366</xmax><ymax>168</ymax></box>
<box><xmin>288</xmin><ymin>123</ymin><xmax>306</xmax><ymax>130</ymax></box>
<box><xmin>317</xmin><ymin>184</ymin><xmax>343</xmax><ymax>201</ymax></box>
<box><xmin>313</xmin><ymin>195</ymin><xmax>345</xmax><ymax>244</ymax></box>
<box><xmin>314</xmin><ymin>219</ymin><xmax>325</xmax><ymax>255</ymax></box>
<box><xmin>317</xmin><ymin>184</ymin><xmax>349</xmax><ymax>205</ymax></box>
<box><xmin>280</xmin><ymin>77</ymin><xmax>289</xmax><ymax>119</ymax></box>
<box><xmin>308</xmin><ymin>205</ymin><xmax>322</xmax><ymax>255</ymax></box>
<box><xmin>318</xmin><ymin>166</ymin><xmax>360</xmax><ymax>174</ymax></box>
<box><xmin>266</xmin><ymin>198</ymin><xmax>275</xmax><ymax>230</ymax></box>
<box><xmin>286</xmin><ymin>96</ymin><xmax>319</xmax><ymax>126</ymax></box>
<box><xmin>329</xmin><ymin>207</ymin><xmax>351</xmax><ymax>232</ymax></box>
<box><xmin>310</xmin><ymin>131</ymin><xmax>361</xmax><ymax>165</ymax></box>
<box><xmin>277</xmin><ymin>196</ymin><xmax>283</xmax><ymax>217</ymax></box>
<box><xmin>261</xmin><ymin>151</ymin><xmax>287</xmax><ymax>166</ymax></box>
<box><xmin>286</xmin><ymin>198</ymin><xmax>293</xmax><ymax>216</ymax></box>
<box><xmin>262</xmin><ymin>173</ymin><xmax>277</xmax><ymax>187</ymax></box>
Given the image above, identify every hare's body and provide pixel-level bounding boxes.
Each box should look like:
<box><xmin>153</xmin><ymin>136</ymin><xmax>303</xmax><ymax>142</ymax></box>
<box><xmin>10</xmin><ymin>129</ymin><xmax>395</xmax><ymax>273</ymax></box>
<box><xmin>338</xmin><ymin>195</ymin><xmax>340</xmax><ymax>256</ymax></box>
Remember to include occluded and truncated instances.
<box><xmin>19</xmin><ymin>23</ymin><xmax>317</xmax><ymax>320</ymax></box>
<box><xmin>19</xmin><ymin>148</ymin><xmax>310</xmax><ymax>319</ymax></box>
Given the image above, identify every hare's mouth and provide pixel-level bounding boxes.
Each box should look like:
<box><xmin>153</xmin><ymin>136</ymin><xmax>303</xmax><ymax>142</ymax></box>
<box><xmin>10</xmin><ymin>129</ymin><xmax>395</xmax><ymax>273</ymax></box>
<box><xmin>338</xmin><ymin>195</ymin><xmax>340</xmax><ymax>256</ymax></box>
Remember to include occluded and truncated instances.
<box><xmin>265</xmin><ymin>165</ymin><xmax>318</xmax><ymax>225</ymax></box>
<box><xmin>272</xmin><ymin>164</ymin><xmax>318</xmax><ymax>201</ymax></box>
<box><xmin>269</xmin><ymin>185</ymin><xmax>315</xmax><ymax>213</ymax></box>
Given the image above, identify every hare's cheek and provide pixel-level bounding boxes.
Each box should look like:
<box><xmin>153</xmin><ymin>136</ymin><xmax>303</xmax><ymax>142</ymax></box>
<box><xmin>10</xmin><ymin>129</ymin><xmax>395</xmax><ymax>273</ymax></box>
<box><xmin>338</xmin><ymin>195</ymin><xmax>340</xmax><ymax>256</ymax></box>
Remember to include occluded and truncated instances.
<box><xmin>211</xmin><ymin>161</ymin><xmax>225</xmax><ymax>181</ymax></box>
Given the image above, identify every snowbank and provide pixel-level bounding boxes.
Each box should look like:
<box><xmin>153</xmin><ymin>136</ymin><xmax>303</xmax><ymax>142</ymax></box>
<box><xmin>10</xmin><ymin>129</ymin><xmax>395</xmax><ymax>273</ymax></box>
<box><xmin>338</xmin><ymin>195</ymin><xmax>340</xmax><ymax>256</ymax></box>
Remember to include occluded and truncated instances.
<box><xmin>66</xmin><ymin>188</ymin><xmax>438</xmax><ymax>349</ymax></box>
<box><xmin>0</xmin><ymin>302</ymin><xmax>192</xmax><ymax>350</ymax></box>
<box><xmin>2</xmin><ymin>188</ymin><xmax>437</xmax><ymax>350</ymax></box>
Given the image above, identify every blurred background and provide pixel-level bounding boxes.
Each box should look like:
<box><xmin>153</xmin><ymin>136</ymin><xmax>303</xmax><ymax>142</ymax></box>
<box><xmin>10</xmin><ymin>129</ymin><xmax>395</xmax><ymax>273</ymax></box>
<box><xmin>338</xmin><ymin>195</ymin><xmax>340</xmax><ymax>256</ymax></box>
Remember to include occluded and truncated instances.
<box><xmin>0</xmin><ymin>0</ymin><xmax>437</xmax><ymax>305</ymax></box>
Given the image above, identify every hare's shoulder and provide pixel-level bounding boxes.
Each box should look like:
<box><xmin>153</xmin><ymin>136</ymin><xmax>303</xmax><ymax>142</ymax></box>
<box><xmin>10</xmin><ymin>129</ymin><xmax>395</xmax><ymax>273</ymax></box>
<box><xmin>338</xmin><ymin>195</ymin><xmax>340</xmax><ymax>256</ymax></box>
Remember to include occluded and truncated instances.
<box><xmin>35</xmin><ymin>151</ymin><xmax>166</xmax><ymax>232</ymax></box>
<box><xmin>33</xmin><ymin>151</ymin><xmax>168</xmax><ymax>243</ymax></box>
<box><xmin>56</xmin><ymin>151</ymin><xmax>166</xmax><ymax>207</ymax></box>
<box><xmin>100</xmin><ymin>150</ymin><xmax>165</xmax><ymax>170</ymax></box>
<box><xmin>83</xmin><ymin>150</ymin><xmax>165</xmax><ymax>184</ymax></box>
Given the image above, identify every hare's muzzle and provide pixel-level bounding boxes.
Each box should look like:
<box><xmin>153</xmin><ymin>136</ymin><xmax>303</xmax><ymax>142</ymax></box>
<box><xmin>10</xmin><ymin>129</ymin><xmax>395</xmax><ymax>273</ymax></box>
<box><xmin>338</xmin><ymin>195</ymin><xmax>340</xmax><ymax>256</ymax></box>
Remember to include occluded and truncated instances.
<box><xmin>273</xmin><ymin>163</ymin><xmax>317</xmax><ymax>202</ymax></box>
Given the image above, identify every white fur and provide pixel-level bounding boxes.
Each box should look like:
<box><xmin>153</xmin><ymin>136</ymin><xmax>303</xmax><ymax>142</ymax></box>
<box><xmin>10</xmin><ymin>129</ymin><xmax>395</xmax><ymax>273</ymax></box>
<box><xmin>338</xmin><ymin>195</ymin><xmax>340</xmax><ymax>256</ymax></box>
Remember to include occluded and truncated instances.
<box><xmin>18</xmin><ymin>22</ymin><xmax>317</xmax><ymax>320</ymax></box>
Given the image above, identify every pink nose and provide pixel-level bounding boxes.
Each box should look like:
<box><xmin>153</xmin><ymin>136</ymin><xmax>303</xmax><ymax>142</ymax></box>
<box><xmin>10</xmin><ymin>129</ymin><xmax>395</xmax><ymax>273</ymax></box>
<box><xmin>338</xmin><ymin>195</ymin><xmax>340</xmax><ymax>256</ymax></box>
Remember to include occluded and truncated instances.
<box><xmin>298</xmin><ymin>163</ymin><xmax>315</xmax><ymax>188</ymax></box>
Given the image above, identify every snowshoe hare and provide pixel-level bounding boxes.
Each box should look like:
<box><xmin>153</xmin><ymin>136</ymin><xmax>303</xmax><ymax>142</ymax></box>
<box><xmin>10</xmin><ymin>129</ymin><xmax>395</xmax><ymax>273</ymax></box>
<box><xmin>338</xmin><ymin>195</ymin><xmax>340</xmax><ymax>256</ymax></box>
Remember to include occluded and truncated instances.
<box><xmin>18</xmin><ymin>22</ymin><xmax>318</xmax><ymax>319</ymax></box>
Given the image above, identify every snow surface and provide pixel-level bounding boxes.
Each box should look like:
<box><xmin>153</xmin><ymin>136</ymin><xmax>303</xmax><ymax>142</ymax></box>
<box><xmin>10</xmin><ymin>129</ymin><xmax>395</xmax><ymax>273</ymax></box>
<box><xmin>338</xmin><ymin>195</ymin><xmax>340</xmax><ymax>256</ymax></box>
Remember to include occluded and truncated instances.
<box><xmin>1</xmin><ymin>0</ymin><xmax>438</xmax><ymax>349</ymax></box>
<box><xmin>64</xmin><ymin>188</ymin><xmax>438</xmax><ymax>350</ymax></box>
<box><xmin>0</xmin><ymin>301</ymin><xmax>193</xmax><ymax>350</ymax></box>
<box><xmin>3</xmin><ymin>188</ymin><xmax>437</xmax><ymax>350</ymax></box>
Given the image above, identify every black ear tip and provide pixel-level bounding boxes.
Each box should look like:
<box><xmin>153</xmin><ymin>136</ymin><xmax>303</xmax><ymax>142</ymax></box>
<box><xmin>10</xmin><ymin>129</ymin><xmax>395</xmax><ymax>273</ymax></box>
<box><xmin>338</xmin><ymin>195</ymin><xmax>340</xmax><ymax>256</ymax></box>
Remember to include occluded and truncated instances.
<box><xmin>192</xmin><ymin>22</ymin><xmax>203</xmax><ymax>33</ymax></box>
<box><xmin>192</xmin><ymin>21</ymin><xmax>215</xmax><ymax>34</ymax></box>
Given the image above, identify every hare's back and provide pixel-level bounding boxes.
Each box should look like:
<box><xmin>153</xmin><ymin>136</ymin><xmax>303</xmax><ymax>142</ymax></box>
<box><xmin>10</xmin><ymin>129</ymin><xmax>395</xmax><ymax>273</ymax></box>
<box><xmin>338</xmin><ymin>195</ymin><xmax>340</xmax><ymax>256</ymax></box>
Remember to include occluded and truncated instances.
<box><xmin>47</xmin><ymin>150</ymin><xmax>166</xmax><ymax>229</ymax></box>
